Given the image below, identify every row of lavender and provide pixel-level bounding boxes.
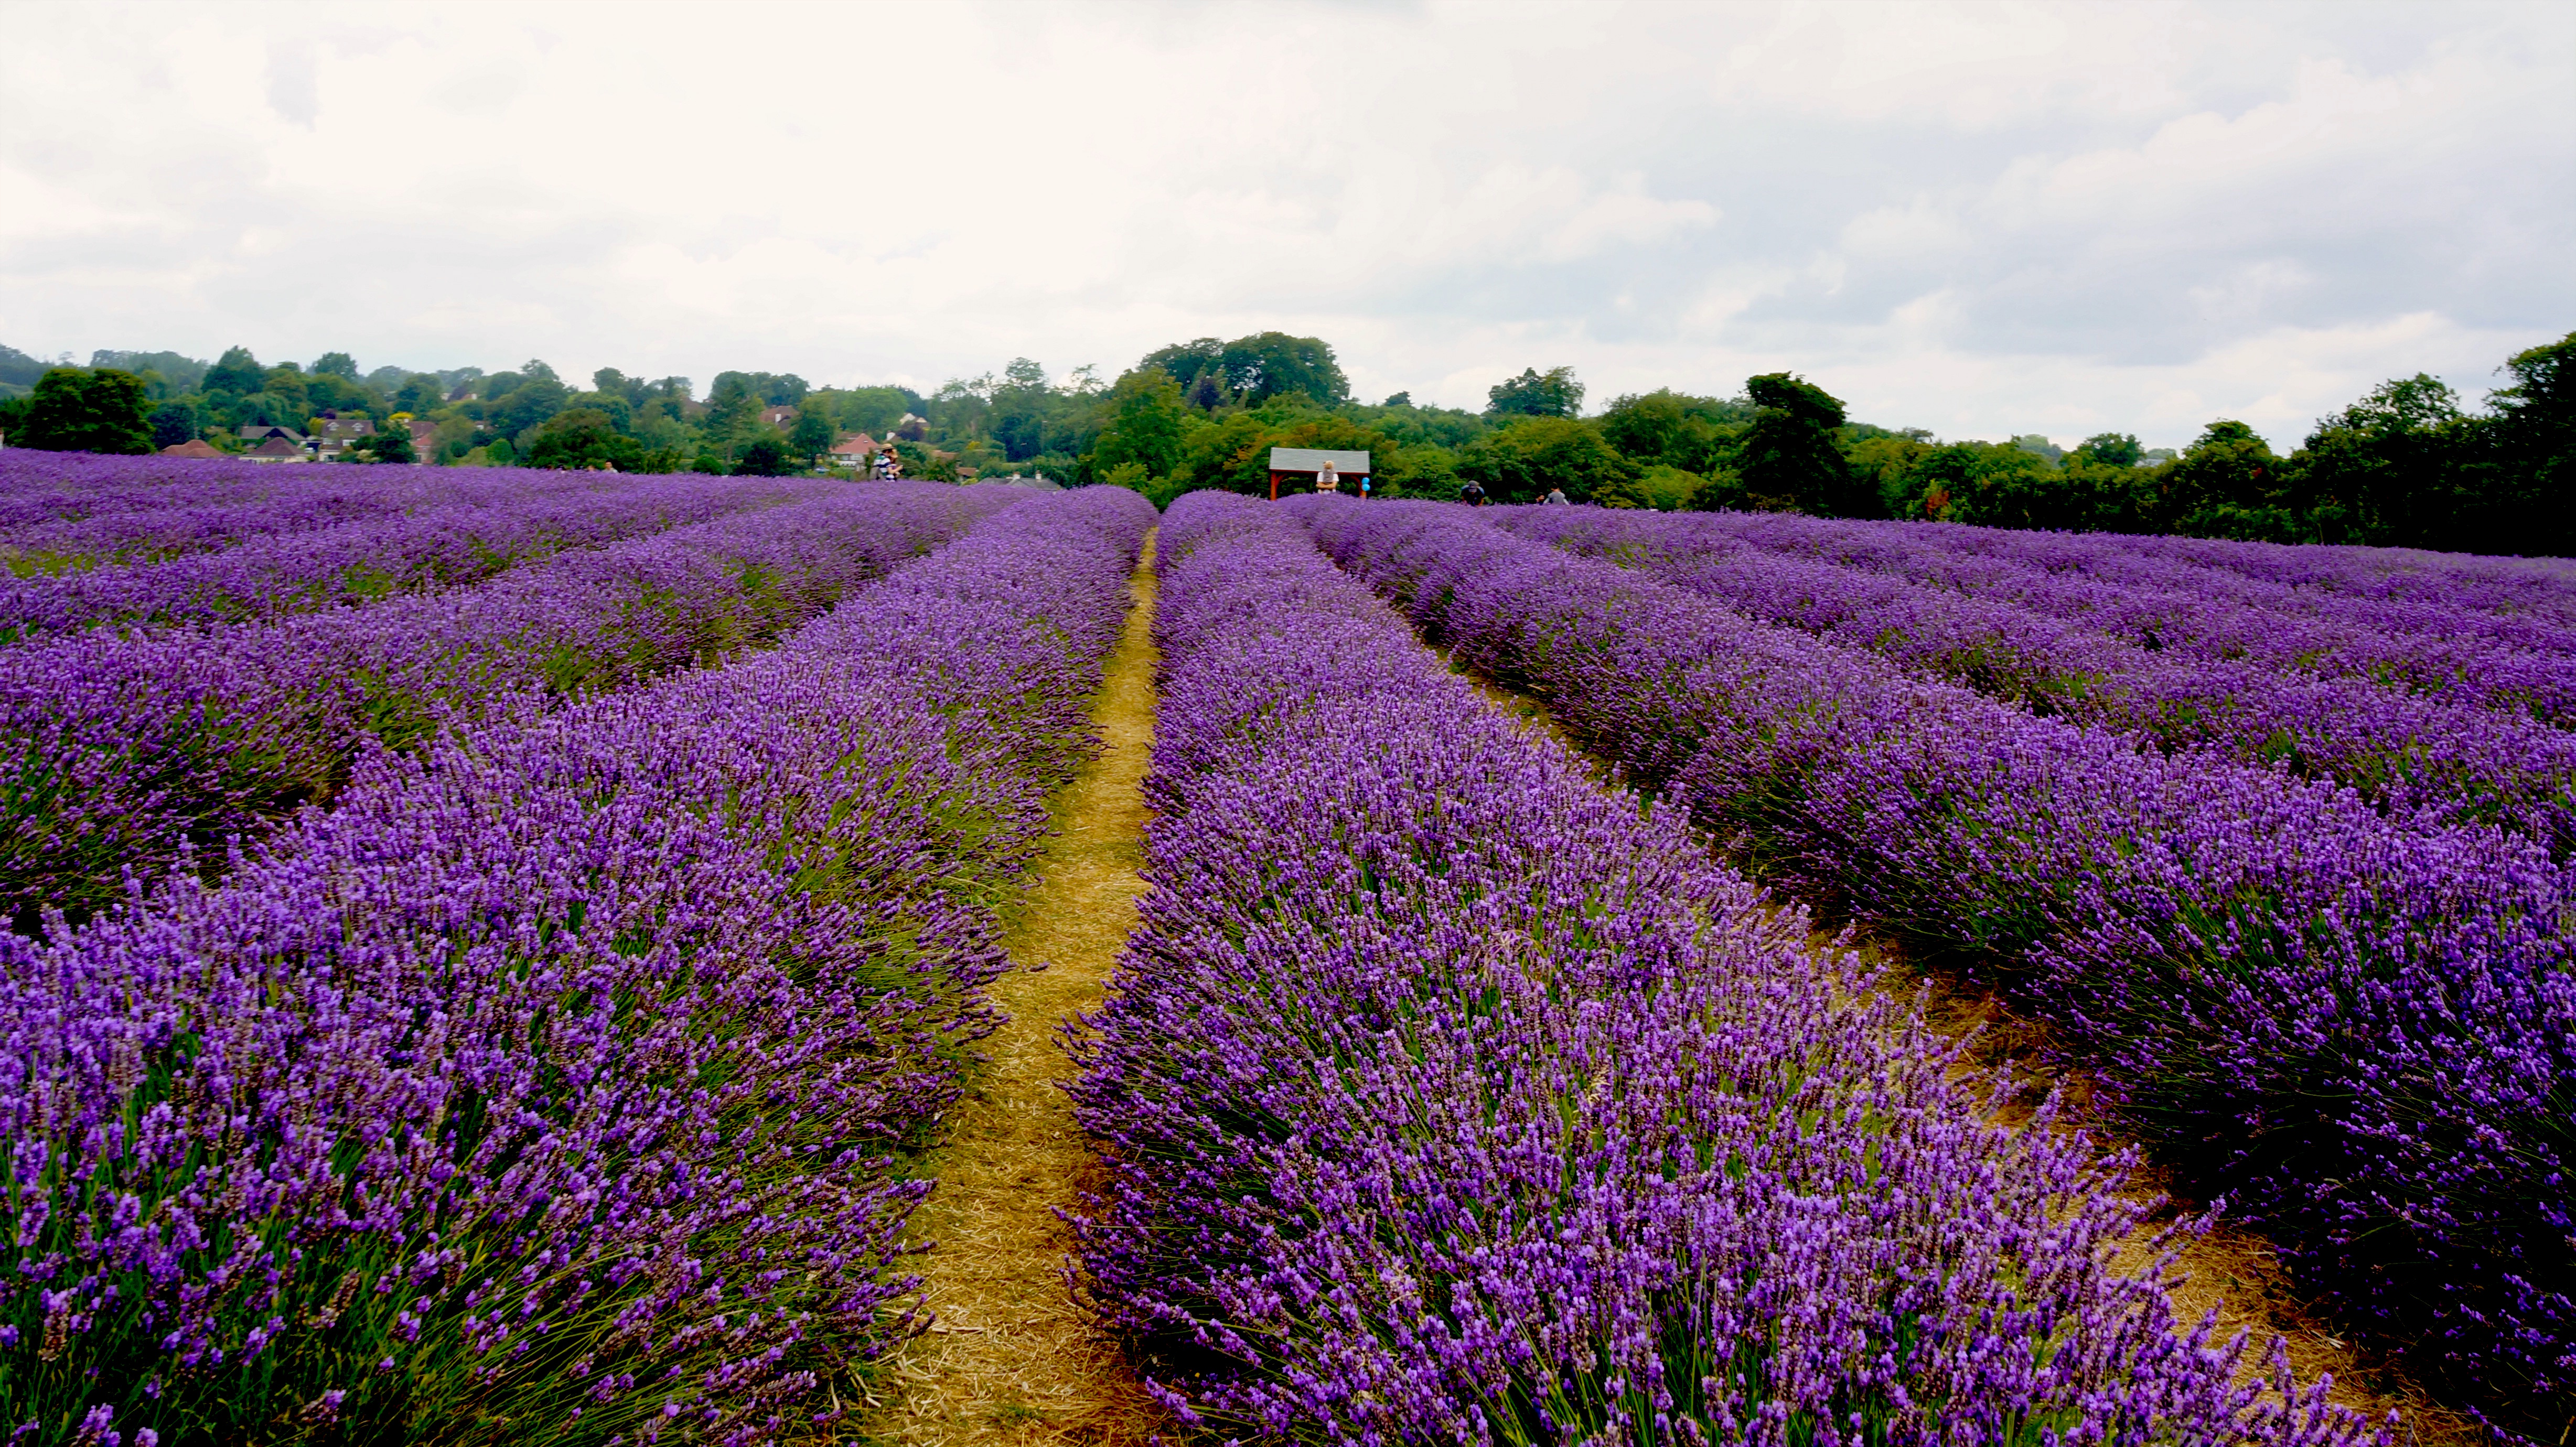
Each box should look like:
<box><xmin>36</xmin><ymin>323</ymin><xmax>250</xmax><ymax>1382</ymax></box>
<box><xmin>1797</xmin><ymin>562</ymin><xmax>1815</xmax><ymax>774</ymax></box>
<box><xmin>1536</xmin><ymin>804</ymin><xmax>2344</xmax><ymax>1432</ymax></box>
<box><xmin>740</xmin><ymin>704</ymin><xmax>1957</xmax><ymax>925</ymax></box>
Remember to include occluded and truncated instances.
<box><xmin>0</xmin><ymin>485</ymin><xmax>1154</xmax><ymax>1447</ymax></box>
<box><xmin>0</xmin><ymin>455</ymin><xmax>609</xmax><ymax>573</ymax></box>
<box><xmin>1070</xmin><ymin>490</ymin><xmax>2370</xmax><ymax>1445</ymax></box>
<box><xmin>0</xmin><ymin>451</ymin><xmax>442</xmax><ymax>528</ymax></box>
<box><xmin>1646</xmin><ymin>509</ymin><xmax>2576</xmax><ymax>726</ymax></box>
<box><xmin>1494</xmin><ymin>508</ymin><xmax>2576</xmax><ymax>850</ymax></box>
<box><xmin>3</xmin><ymin>481</ymin><xmax>1020</xmax><ymax>929</ymax></box>
<box><xmin>1991</xmin><ymin>522</ymin><xmax>2576</xmax><ymax>628</ymax></box>
<box><xmin>1290</xmin><ymin>497</ymin><xmax>2574</xmax><ymax>1434</ymax></box>
<box><xmin>0</xmin><ymin>469</ymin><xmax>832</xmax><ymax>641</ymax></box>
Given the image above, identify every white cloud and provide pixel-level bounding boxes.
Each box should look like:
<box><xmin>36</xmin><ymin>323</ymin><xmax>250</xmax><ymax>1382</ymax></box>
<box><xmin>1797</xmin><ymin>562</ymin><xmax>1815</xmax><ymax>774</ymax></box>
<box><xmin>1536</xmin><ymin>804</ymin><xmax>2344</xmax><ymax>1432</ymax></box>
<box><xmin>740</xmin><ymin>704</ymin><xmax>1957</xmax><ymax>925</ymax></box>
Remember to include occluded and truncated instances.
<box><xmin>0</xmin><ymin>0</ymin><xmax>2567</xmax><ymax>448</ymax></box>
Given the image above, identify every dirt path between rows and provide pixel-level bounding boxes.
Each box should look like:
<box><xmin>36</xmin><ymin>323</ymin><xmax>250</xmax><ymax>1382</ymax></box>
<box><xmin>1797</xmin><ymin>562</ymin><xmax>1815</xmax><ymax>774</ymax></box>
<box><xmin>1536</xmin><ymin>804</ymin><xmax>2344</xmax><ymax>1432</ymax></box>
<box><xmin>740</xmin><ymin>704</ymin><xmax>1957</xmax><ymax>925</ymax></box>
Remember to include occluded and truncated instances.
<box><xmin>867</xmin><ymin>536</ymin><xmax>1167</xmax><ymax>1446</ymax></box>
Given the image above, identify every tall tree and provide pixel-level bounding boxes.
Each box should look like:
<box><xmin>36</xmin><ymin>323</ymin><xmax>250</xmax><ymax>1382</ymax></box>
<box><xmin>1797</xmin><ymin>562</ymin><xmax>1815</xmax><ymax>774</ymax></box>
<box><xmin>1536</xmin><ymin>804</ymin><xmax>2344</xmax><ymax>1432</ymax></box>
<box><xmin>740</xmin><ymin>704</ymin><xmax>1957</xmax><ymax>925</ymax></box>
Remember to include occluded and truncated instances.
<box><xmin>1457</xmin><ymin>417</ymin><xmax>1640</xmax><ymax>505</ymax></box>
<box><xmin>311</xmin><ymin>351</ymin><xmax>360</xmax><ymax>379</ymax></box>
<box><xmin>2158</xmin><ymin>419</ymin><xmax>2290</xmax><ymax>538</ymax></box>
<box><xmin>1218</xmin><ymin>333</ymin><xmax>1350</xmax><ymax>406</ymax></box>
<box><xmin>1141</xmin><ymin>338</ymin><xmax>1226</xmax><ymax>393</ymax></box>
<box><xmin>788</xmin><ymin>406</ymin><xmax>835</xmax><ymax>464</ymax></box>
<box><xmin>1090</xmin><ymin>369</ymin><xmax>1189</xmax><ymax>480</ymax></box>
<box><xmin>147</xmin><ymin>401</ymin><xmax>200</xmax><ymax>449</ymax></box>
<box><xmin>203</xmin><ymin>345</ymin><xmax>265</xmax><ymax>396</ymax></box>
<box><xmin>18</xmin><ymin>368</ymin><xmax>153</xmax><ymax>455</ymax></box>
<box><xmin>1732</xmin><ymin>373</ymin><xmax>1873</xmax><ymax>516</ymax></box>
<box><xmin>2070</xmin><ymin>433</ymin><xmax>2143</xmax><ymax>468</ymax></box>
<box><xmin>1486</xmin><ymin>366</ymin><xmax>1585</xmax><ymax>418</ymax></box>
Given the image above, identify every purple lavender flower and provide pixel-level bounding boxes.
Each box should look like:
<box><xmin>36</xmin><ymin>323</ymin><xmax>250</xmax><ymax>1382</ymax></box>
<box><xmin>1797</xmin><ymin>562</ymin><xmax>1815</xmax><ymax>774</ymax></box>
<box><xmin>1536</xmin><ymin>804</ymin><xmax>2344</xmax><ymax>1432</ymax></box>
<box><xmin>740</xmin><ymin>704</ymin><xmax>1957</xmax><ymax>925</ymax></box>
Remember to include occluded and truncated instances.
<box><xmin>0</xmin><ymin>487</ymin><xmax>1154</xmax><ymax>1445</ymax></box>
<box><xmin>0</xmin><ymin>481</ymin><xmax>1024</xmax><ymax>927</ymax></box>
<box><xmin>1290</xmin><ymin>495</ymin><xmax>2573</xmax><ymax>1434</ymax></box>
<box><xmin>1068</xmin><ymin>490</ymin><xmax>2376</xmax><ymax>1445</ymax></box>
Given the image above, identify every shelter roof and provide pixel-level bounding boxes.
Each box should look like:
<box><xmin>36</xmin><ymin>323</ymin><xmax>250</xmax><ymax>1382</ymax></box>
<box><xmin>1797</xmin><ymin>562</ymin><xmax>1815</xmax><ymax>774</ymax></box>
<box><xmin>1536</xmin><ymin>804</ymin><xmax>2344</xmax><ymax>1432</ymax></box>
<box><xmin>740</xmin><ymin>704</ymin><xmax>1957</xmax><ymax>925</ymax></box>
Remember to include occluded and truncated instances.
<box><xmin>1268</xmin><ymin>447</ymin><xmax>1370</xmax><ymax>472</ymax></box>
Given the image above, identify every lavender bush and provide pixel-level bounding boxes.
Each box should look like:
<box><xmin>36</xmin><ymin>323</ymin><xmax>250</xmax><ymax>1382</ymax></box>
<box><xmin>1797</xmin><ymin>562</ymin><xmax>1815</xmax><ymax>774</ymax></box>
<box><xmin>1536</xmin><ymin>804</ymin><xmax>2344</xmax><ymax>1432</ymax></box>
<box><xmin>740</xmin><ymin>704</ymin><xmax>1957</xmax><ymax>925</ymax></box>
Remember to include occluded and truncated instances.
<box><xmin>1493</xmin><ymin>507</ymin><xmax>2576</xmax><ymax>850</ymax></box>
<box><xmin>0</xmin><ymin>457</ymin><xmax>606</xmax><ymax>573</ymax></box>
<box><xmin>1291</xmin><ymin>497</ymin><xmax>2575</xmax><ymax>1435</ymax></box>
<box><xmin>0</xmin><ymin>485</ymin><xmax>1154</xmax><ymax>1446</ymax></box>
<box><xmin>0</xmin><ymin>482</ymin><xmax>1020</xmax><ymax>928</ymax></box>
<box><xmin>1640</xmin><ymin>509</ymin><xmax>2576</xmax><ymax>725</ymax></box>
<box><xmin>1068</xmin><ymin>490</ymin><xmax>2375</xmax><ymax>1446</ymax></box>
<box><xmin>0</xmin><ymin>468</ymin><xmax>835</xmax><ymax>642</ymax></box>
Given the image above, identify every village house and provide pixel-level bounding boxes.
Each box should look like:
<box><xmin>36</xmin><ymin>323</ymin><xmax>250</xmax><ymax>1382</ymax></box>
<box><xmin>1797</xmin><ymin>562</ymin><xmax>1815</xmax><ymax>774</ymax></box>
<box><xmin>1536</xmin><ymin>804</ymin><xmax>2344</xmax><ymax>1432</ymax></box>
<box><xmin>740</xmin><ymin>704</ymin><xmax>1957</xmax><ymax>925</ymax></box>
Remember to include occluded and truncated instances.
<box><xmin>241</xmin><ymin>435</ymin><xmax>309</xmax><ymax>463</ymax></box>
<box><xmin>760</xmin><ymin>405</ymin><xmax>797</xmax><ymax>428</ymax></box>
<box><xmin>159</xmin><ymin>438</ymin><xmax>227</xmax><ymax>459</ymax></box>
<box><xmin>825</xmin><ymin>434</ymin><xmax>880</xmax><ymax>470</ymax></box>
<box><xmin>238</xmin><ymin>425</ymin><xmax>311</xmax><ymax>458</ymax></box>
<box><xmin>309</xmin><ymin>414</ymin><xmax>375</xmax><ymax>460</ymax></box>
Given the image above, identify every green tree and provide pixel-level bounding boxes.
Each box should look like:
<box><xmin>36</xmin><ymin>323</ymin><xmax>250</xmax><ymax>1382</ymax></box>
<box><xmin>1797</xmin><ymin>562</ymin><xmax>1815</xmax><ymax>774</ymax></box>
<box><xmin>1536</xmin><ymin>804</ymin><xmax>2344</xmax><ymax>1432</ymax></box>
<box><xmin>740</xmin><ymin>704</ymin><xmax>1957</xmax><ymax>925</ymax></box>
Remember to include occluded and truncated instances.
<box><xmin>734</xmin><ymin>437</ymin><xmax>792</xmax><ymax>476</ymax></box>
<box><xmin>311</xmin><ymin>351</ymin><xmax>360</xmax><ymax>379</ymax></box>
<box><xmin>1600</xmin><ymin>388</ymin><xmax>1742</xmax><ymax>471</ymax></box>
<box><xmin>203</xmin><ymin>345</ymin><xmax>265</xmax><ymax>396</ymax></box>
<box><xmin>347</xmin><ymin>429</ymin><xmax>417</xmax><ymax>464</ymax></box>
<box><xmin>392</xmin><ymin>374</ymin><xmax>445</xmax><ymax>415</ymax></box>
<box><xmin>989</xmin><ymin>358</ymin><xmax>1056</xmax><ymax>462</ymax></box>
<box><xmin>2159</xmin><ymin>419</ymin><xmax>2291</xmax><ymax>539</ymax></box>
<box><xmin>1457</xmin><ymin>417</ymin><xmax>1640</xmax><ymax>505</ymax></box>
<box><xmin>2008</xmin><ymin>433</ymin><xmax>2065</xmax><ymax>466</ymax></box>
<box><xmin>19</xmin><ymin>368</ymin><xmax>153</xmax><ymax>455</ymax></box>
<box><xmin>2473</xmin><ymin>331</ymin><xmax>2576</xmax><ymax>554</ymax></box>
<box><xmin>832</xmin><ymin>386</ymin><xmax>916</xmax><ymax>436</ymax></box>
<box><xmin>2071</xmin><ymin>432</ymin><xmax>2143</xmax><ymax>468</ymax></box>
<box><xmin>148</xmin><ymin>401</ymin><xmax>200</xmax><ymax>449</ymax></box>
<box><xmin>1733</xmin><ymin>373</ymin><xmax>1873</xmax><ymax>516</ymax></box>
<box><xmin>1218</xmin><ymin>332</ymin><xmax>1349</xmax><ymax>407</ymax></box>
<box><xmin>1486</xmin><ymin>366</ymin><xmax>1584</xmax><ymax>418</ymax></box>
<box><xmin>1089</xmin><ymin>369</ymin><xmax>1189</xmax><ymax>481</ymax></box>
<box><xmin>522</xmin><ymin>409</ymin><xmax>675</xmax><ymax>472</ymax></box>
<box><xmin>1142</xmin><ymin>338</ymin><xmax>1226</xmax><ymax>393</ymax></box>
<box><xmin>788</xmin><ymin>406</ymin><xmax>835</xmax><ymax>465</ymax></box>
<box><xmin>261</xmin><ymin>365</ymin><xmax>310</xmax><ymax>406</ymax></box>
<box><xmin>2291</xmin><ymin>375</ymin><xmax>2470</xmax><ymax>546</ymax></box>
<box><xmin>704</xmin><ymin>374</ymin><xmax>759</xmax><ymax>441</ymax></box>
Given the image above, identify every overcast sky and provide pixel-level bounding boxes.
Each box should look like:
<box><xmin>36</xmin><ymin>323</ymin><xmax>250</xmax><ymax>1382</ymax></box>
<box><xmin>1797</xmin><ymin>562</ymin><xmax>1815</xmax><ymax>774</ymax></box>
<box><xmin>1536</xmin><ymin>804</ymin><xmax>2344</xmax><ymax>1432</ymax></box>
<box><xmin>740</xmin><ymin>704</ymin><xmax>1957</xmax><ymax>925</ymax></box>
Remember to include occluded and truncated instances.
<box><xmin>3</xmin><ymin>0</ymin><xmax>2568</xmax><ymax>447</ymax></box>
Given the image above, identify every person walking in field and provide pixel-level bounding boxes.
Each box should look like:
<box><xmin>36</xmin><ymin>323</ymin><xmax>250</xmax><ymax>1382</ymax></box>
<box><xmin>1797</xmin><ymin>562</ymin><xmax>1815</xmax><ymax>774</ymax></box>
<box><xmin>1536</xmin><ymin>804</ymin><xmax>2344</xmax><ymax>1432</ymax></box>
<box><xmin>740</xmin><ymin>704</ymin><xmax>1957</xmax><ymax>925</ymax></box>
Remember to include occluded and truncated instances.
<box><xmin>1459</xmin><ymin>479</ymin><xmax>1487</xmax><ymax>506</ymax></box>
<box><xmin>1543</xmin><ymin>485</ymin><xmax>1570</xmax><ymax>505</ymax></box>
<box><xmin>1316</xmin><ymin>460</ymin><xmax>1340</xmax><ymax>495</ymax></box>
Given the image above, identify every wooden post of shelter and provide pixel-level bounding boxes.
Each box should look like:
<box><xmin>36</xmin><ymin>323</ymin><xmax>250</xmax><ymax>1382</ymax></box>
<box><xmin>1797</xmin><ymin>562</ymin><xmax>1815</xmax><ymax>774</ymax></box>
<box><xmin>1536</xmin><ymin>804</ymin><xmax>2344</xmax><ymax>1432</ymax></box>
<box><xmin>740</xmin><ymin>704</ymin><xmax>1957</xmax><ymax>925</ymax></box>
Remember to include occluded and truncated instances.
<box><xmin>1265</xmin><ymin>446</ymin><xmax>1372</xmax><ymax>502</ymax></box>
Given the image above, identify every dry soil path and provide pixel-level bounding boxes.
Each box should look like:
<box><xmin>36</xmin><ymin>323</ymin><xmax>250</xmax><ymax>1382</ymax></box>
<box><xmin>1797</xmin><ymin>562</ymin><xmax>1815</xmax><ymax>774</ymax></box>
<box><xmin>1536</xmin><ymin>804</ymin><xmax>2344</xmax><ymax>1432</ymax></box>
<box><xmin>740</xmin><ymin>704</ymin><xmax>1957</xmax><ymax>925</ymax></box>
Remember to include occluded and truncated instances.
<box><xmin>867</xmin><ymin>537</ymin><xmax>1166</xmax><ymax>1446</ymax></box>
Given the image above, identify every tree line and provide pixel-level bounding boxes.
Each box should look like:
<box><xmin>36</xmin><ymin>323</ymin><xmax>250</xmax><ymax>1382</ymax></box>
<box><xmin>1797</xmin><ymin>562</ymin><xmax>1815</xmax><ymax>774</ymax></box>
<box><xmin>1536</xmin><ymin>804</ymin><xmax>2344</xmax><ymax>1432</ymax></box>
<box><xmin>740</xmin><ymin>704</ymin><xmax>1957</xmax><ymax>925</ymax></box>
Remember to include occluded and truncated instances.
<box><xmin>2</xmin><ymin>327</ymin><xmax>2567</xmax><ymax>555</ymax></box>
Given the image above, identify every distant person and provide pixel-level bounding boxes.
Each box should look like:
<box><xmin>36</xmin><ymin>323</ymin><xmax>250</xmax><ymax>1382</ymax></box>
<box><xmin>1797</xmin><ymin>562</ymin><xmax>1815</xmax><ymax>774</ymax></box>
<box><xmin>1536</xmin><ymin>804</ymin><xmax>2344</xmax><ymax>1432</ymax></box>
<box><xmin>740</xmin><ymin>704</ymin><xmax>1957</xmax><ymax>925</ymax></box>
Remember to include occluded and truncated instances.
<box><xmin>1543</xmin><ymin>486</ymin><xmax>1569</xmax><ymax>505</ymax></box>
<box><xmin>1316</xmin><ymin>460</ymin><xmax>1339</xmax><ymax>494</ymax></box>
<box><xmin>1459</xmin><ymin>479</ymin><xmax>1487</xmax><ymax>507</ymax></box>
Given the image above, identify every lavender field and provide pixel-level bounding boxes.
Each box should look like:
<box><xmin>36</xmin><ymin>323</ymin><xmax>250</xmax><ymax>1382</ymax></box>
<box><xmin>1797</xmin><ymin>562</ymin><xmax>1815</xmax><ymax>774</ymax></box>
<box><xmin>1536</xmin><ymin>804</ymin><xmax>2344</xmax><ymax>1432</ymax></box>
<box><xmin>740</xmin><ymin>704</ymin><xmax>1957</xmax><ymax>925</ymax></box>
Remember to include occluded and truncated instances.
<box><xmin>2</xmin><ymin>453</ymin><xmax>2567</xmax><ymax>1444</ymax></box>
<box><xmin>2</xmin><ymin>453</ymin><xmax>1156</xmax><ymax>1444</ymax></box>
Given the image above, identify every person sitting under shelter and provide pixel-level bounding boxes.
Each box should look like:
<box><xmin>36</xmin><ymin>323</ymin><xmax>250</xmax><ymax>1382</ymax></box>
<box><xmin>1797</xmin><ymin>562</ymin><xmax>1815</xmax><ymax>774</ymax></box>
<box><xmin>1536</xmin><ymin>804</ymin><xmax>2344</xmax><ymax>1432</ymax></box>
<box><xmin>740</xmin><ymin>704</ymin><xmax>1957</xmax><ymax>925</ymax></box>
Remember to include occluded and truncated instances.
<box><xmin>1316</xmin><ymin>460</ymin><xmax>1340</xmax><ymax>494</ymax></box>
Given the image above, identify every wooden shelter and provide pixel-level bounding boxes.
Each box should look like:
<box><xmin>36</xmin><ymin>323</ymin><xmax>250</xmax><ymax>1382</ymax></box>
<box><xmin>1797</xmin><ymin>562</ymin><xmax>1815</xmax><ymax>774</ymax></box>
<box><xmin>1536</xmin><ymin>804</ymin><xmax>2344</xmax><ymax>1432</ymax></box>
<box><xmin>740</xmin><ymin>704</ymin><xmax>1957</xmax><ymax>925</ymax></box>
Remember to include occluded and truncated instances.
<box><xmin>1266</xmin><ymin>447</ymin><xmax>1371</xmax><ymax>501</ymax></box>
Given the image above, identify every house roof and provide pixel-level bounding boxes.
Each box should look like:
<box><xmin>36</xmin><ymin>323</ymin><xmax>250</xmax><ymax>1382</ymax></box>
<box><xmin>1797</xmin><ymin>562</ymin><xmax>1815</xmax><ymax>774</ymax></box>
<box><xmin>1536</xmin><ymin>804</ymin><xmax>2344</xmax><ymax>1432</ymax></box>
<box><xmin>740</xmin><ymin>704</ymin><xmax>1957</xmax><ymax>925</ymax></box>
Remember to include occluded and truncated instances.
<box><xmin>1268</xmin><ymin>448</ymin><xmax>1370</xmax><ymax>472</ymax></box>
<box><xmin>760</xmin><ymin>406</ymin><xmax>797</xmax><ymax>425</ymax></box>
<box><xmin>239</xmin><ymin>425</ymin><xmax>306</xmax><ymax>441</ymax></box>
<box><xmin>160</xmin><ymin>438</ymin><xmax>226</xmax><ymax>459</ymax></box>
<box><xmin>245</xmin><ymin>436</ymin><xmax>306</xmax><ymax>458</ymax></box>
<box><xmin>828</xmin><ymin>434</ymin><xmax>879</xmax><ymax>456</ymax></box>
